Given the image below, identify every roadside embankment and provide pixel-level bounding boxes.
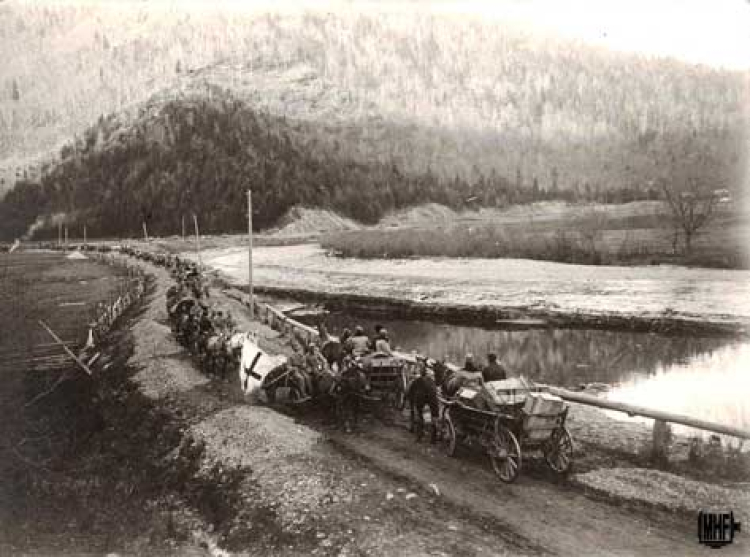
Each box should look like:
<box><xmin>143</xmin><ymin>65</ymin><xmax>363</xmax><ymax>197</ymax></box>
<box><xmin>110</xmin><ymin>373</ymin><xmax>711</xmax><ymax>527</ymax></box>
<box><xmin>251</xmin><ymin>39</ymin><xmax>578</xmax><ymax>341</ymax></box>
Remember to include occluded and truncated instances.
<box><xmin>250</xmin><ymin>284</ymin><xmax>747</xmax><ymax>337</ymax></box>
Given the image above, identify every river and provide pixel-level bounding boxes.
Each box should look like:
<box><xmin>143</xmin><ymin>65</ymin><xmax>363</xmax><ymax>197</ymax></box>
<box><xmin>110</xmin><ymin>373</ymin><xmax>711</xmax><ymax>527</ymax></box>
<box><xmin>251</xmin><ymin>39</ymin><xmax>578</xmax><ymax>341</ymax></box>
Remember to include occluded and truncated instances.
<box><xmin>197</xmin><ymin>244</ymin><xmax>750</xmax><ymax>434</ymax></box>
<box><xmin>291</xmin><ymin>309</ymin><xmax>749</xmax><ymax>436</ymax></box>
<box><xmin>201</xmin><ymin>244</ymin><xmax>750</xmax><ymax>324</ymax></box>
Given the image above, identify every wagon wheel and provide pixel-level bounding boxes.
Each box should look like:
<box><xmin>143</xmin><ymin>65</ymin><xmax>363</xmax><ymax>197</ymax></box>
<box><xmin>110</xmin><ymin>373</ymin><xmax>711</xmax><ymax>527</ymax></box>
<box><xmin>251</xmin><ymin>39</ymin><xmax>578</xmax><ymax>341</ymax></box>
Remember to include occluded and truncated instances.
<box><xmin>439</xmin><ymin>409</ymin><xmax>457</xmax><ymax>457</ymax></box>
<box><xmin>490</xmin><ymin>424</ymin><xmax>522</xmax><ymax>483</ymax></box>
<box><xmin>543</xmin><ymin>427</ymin><xmax>574</xmax><ymax>474</ymax></box>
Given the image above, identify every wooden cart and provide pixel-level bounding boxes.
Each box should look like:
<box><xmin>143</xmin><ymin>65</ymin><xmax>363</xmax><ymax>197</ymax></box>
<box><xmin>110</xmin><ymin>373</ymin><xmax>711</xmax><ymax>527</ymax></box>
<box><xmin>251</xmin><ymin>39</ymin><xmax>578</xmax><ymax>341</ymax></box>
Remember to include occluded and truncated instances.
<box><xmin>438</xmin><ymin>387</ymin><xmax>574</xmax><ymax>483</ymax></box>
<box><xmin>360</xmin><ymin>353</ymin><xmax>410</xmax><ymax>410</ymax></box>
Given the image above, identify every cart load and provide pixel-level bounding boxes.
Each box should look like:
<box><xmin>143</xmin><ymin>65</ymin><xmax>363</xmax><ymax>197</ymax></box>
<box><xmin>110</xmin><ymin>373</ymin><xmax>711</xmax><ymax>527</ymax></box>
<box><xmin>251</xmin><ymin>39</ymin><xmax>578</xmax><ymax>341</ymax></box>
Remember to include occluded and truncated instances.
<box><xmin>453</xmin><ymin>376</ymin><xmax>543</xmax><ymax>411</ymax></box>
<box><xmin>439</xmin><ymin>376</ymin><xmax>573</xmax><ymax>483</ymax></box>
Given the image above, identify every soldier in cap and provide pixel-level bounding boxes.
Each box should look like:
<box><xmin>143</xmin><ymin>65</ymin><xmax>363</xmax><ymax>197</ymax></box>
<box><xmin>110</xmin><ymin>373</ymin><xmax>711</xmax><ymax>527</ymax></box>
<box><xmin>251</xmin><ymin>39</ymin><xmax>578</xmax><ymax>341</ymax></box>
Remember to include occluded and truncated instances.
<box><xmin>482</xmin><ymin>353</ymin><xmax>508</xmax><ymax>382</ymax></box>
<box><xmin>348</xmin><ymin>325</ymin><xmax>370</xmax><ymax>357</ymax></box>
<box><xmin>463</xmin><ymin>353</ymin><xmax>479</xmax><ymax>372</ymax></box>
<box><xmin>374</xmin><ymin>327</ymin><xmax>393</xmax><ymax>355</ymax></box>
<box><xmin>370</xmin><ymin>324</ymin><xmax>384</xmax><ymax>350</ymax></box>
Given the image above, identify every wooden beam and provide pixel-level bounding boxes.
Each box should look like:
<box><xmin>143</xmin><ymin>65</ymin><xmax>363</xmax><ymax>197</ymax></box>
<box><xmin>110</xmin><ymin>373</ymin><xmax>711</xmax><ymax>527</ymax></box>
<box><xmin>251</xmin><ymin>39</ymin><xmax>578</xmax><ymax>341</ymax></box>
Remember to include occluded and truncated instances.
<box><xmin>37</xmin><ymin>320</ymin><xmax>92</xmax><ymax>376</ymax></box>
<box><xmin>546</xmin><ymin>386</ymin><xmax>750</xmax><ymax>440</ymax></box>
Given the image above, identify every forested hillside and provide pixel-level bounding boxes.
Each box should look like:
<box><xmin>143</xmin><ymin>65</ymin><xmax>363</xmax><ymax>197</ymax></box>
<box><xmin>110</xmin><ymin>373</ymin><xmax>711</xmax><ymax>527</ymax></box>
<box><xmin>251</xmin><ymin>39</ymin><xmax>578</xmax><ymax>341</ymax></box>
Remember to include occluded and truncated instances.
<box><xmin>6</xmin><ymin>91</ymin><xmax>653</xmax><ymax>240</ymax></box>
<box><xmin>1</xmin><ymin>1</ymin><xmax>747</xmax><ymax>201</ymax></box>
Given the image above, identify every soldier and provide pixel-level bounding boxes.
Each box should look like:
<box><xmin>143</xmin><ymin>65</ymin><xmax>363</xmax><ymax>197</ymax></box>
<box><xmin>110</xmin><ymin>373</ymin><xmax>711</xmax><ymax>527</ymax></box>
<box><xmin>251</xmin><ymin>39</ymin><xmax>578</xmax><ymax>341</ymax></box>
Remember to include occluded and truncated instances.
<box><xmin>289</xmin><ymin>351</ymin><xmax>313</xmax><ymax>400</ymax></box>
<box><xmin>482</xmin><ymin>353</ymin><xmax>508</xmax><ymax>382</ymax></box>
<box><xmin>304</xmin><ymin>342</ymin><xmax>328</xmax><ymax>374</ymax></box>
<box><xmin>223</xmin><ymin>311</ymin><xmax>236</xmax><ymax>333</ymax></box>
<box><xmin>463</xmin><ymin>353</ymin><xmax>479</xmax><ymax>372</ymax></box>
<box><xmin>347</xmin><ymin>326</ymin><xmax>370</xmax><ymax>357</ymax></box>
<box><xmin>370</xmin><ymin>324</ymin><xmax>384</xmax><ymax>350</ymax></box>
<box><xmin>374</xmin><ymin>328</ymin><xmax>393</xmax><ymax>355</ymax></box>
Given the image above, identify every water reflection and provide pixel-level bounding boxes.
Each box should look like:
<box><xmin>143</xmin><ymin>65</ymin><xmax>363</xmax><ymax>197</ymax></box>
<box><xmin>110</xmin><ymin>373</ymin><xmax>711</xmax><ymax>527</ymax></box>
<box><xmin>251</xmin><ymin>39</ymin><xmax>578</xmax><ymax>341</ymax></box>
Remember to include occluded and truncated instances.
<box><xmin>292</xmin><ymin>310</ymin><xmax>747</xmax><ymax>429</ymax></box>
<box><xmin>298</xmin><ymin>311</ymin><xmax>734</xmax><ymax>388</ymax></box>
<box><xmin>606</xmin><ymin>343</ymin><xmax>750</xmax><ymax>435</ymax></box>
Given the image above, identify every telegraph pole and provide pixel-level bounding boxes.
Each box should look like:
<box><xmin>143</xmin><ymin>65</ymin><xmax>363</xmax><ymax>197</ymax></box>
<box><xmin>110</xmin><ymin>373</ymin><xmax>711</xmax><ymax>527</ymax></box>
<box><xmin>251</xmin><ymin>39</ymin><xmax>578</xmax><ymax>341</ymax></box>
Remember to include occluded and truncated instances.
<box><xmin>64</xmin><ymin>225</ymin><xmax>68</xmax><ymax>251</ymax></box>
<box><xmin>181</xmin><ymin>215</ymin><xmax>186</xmax><ymax>242</ymax></box>
<box><xmin>58</xmin><ymin>222</ymin><xmax>62</xmax><ymax>248</ymax></box>
<box><xmin>142</xmin><ymin>221</ymin><xmax>149</xmax><ymax>242</ymax></box>
<box><xmin>83</xmin><ymin>224</ymin><xmax>87</xmax><ymax>248</ymax></box>
<box><xmin>193</xmin><ymin>213</ymin><xmax>201</xmax><ymax>267</ymax></box>
<box><xmin>247</xmin><ymin>189</ymin><xmax>254</xmax><ymax>319</ymax></box>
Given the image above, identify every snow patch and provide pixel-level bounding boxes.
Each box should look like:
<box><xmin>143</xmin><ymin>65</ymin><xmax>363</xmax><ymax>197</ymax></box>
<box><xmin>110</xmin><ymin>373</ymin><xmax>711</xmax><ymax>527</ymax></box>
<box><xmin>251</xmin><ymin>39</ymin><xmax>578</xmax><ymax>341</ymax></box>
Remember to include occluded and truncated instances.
<box><xmin>66</xmin><ymin>250</ymin><xmax>88</xmax><ymax>260</ymax></box>
<box><xmin>269</xmin><ymin>206</ymin><xmax>360</xmax><ymax>237</ymax></box>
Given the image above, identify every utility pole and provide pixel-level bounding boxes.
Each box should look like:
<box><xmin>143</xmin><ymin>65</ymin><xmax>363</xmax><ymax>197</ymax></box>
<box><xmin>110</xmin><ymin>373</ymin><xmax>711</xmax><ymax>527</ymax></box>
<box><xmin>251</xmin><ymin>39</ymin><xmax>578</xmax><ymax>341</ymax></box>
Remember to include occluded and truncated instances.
<box><xmin>64</xmin><ymin>225</ymin><xmax>68</xmax><ymax>250</ymax></box>
<box><xmin>181</xmin><ymin>215</ymin><xmax>186</xmax><ymax>242</ymax></box>
<box><xmin>142</xmin><ymin>221</ymin><xmax>149</xmax><ymax>242</ymax></box>
<box><xmin>83</xmin><ymin>224</ymin><xmax>87</xmax><ymax>247</ymax></box>
<box><xmin>58</xmin><ymin>222</ymin><xmax>62</xmax><ymax>248</ymax></box>
<box><xmin>193</xmin><ymin>213</ymin><xmax>201</xmax><ymax>267</ymax></box>
<box><xmin>247</xmin><ymin>189</ymin><xmax>254</xmax><ymax>319</ymax></box>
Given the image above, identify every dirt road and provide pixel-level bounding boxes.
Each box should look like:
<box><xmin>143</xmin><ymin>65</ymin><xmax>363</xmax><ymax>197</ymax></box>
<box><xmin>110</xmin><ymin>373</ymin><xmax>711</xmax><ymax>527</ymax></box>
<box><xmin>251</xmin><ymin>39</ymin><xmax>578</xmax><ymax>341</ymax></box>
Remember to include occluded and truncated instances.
<box><xmin>120</xmin><ymin>253</ymin><xmax>747</xmax><ymax>556</ymax></box>
<box><xmin>328</xmin><ymin>423</ymin><xmax>748</xmax><ymax>557</ymax></box>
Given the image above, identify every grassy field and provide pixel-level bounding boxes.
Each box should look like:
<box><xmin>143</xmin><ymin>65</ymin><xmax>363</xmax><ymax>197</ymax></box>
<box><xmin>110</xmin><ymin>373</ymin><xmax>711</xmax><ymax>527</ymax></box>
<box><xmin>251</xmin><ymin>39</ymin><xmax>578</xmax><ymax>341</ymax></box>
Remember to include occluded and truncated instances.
<box><xmin>322</xmin><ymin>205</ymin><xmax>749</xmax><ymax>269</ymax></box>
<box><xmin>0</xmin><ymin>252</ymin><xmax>137</xmax><ymax>552</ymax></box>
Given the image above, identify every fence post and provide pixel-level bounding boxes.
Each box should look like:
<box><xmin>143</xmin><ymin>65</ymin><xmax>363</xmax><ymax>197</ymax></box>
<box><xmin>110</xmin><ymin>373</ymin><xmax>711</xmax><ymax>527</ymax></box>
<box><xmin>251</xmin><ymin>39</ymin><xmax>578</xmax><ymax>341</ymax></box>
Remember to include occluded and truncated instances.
<box><xmin>652</xmin><ymin>419</ymin><xmax>672</xmax><ymax>463</ymax></box>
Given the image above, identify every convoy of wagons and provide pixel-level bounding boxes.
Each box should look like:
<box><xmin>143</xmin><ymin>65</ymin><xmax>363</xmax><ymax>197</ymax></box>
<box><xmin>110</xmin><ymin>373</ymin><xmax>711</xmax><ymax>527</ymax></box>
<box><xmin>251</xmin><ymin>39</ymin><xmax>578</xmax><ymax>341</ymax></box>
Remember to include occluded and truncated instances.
<box><xmin>70</xmin><ymin>242</ymin><xmax>575</xmax><ymax>484</ymax></box>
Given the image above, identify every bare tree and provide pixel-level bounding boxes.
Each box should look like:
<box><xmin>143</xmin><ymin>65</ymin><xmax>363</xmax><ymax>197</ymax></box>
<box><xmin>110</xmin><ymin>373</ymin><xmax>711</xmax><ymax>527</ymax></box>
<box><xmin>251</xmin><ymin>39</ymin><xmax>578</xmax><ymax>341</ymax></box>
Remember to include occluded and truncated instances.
<box><xmin>576</xmin><ymin>208</ymin><xmax>608</xmax><ymax>263</ymax></box>
<box><xmin>660</xmin><ymin>178</ymin><xmax>724</xmax><ymax>254</ymax></box>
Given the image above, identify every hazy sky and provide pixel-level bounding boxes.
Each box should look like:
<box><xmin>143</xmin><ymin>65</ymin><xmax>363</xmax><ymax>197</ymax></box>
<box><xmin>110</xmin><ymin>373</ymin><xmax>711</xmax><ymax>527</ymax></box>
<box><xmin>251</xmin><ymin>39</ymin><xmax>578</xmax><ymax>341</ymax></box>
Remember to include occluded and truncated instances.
<box><xmin>123</xmin><ymin>0</ymin><xmax>750</xmax><ymax>70</ymax></box>
<box><xmin>419</xmin><ymin>0</ymin><xmax>750</xmax><ymax>71</ymax></box>
<box><xmin>14</xmin><ymin>0</ymin><xmax>750</xmax><ymax>70</ymax></box>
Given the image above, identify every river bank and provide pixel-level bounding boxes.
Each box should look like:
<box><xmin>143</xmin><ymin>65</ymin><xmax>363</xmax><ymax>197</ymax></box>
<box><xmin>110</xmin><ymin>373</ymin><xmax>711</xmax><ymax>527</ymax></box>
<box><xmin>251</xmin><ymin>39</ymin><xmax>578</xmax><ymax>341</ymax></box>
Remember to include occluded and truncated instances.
<box><xmin>190</xmin><ymin>244</ymin><xmax>750</xmax><ymax>337</ymax></box>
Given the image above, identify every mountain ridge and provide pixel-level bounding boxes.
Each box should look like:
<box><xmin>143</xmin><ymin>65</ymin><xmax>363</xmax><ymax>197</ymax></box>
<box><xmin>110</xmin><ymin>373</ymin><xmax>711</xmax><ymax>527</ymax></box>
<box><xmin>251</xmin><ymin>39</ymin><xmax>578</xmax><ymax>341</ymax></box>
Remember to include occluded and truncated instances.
<box><xmin>1</xmin><ymin>2</ymin><xmax>747</xmax><ymax>195</ymax></box>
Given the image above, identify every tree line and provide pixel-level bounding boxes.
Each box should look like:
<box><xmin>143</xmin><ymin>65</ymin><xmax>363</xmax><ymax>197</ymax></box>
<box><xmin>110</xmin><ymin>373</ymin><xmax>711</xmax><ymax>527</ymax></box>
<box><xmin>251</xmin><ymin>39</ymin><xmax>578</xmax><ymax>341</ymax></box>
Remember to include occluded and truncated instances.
<box><xmin>0</xmin><ymin>90</ymin><xmax>664</xmax><ymax>241</ymax></box>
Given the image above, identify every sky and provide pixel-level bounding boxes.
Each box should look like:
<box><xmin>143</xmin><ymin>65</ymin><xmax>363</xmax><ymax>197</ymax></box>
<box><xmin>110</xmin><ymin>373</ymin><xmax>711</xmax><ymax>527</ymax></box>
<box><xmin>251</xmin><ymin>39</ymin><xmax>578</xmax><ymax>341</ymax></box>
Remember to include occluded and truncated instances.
<box><xmin>18</xmin><ymin>0</ymin><xmax>750</xmax><ymax>70</ymax></box>
<box><xmin>421</xmin><ymin>0</ymin><xmax>750</xmax><ymax>71</ymax></box>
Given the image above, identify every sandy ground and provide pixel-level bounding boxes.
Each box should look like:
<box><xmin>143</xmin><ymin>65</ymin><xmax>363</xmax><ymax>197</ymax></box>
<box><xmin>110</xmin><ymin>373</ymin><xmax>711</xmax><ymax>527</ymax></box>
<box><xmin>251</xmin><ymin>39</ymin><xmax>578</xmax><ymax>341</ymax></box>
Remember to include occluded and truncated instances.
<box><xmin>193</xmin><ymin>244</ymin><xmax>750</xmax><ymax>326</ymax></box>
<box><xmin>111</xmin><ymin>253</ymin><xmax>750</xmax><ymax>556</ymax></box>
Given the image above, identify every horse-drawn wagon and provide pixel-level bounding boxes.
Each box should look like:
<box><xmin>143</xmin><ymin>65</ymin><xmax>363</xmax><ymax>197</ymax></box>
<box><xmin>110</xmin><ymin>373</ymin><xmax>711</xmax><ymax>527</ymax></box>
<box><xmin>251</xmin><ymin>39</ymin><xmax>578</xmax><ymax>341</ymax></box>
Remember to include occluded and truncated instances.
<box><xmin>358</xmin><ymin>352</ymin><xmax>414</xmax><ymax>410</ymax></box>
<box><xmin>439</xmin><ymin>378</ymin><xmax>574</xmax><ymax>483</ymax></box>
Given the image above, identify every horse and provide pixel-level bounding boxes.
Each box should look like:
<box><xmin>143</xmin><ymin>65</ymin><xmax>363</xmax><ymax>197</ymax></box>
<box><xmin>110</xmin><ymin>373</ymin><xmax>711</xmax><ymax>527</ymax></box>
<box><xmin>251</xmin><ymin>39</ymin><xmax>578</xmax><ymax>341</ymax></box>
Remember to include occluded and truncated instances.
<box><xmin>202</xmin><ymin>331</ymin><xmax>232</xmax><ymax>378</ymax></box>
<box><xmin>405</xmin><ymin>358</ymin><xmax>440</xmax><ymax>443</ymax></box>
<box><xmin>225</xmin><ymin>331</ymin><xmax>249</xmax><ymax>371</ymax></box>
<box><xmin>166</xmin><ymin>285</ymin><xmax>187</xmax><ymax>314</ymax></box>
<box><xmin>261</xmin><ymin>361</ymin><xmax>310</xmax><ymax>403</ymax></box>
<box><xmin>432</xmin><ymin>359</ymin><xmax>480</xmax><ymax>398</ymax></box>
<box><xmin>317</xmin><ymin>323</ymin><xmax>346</xmax><ymax>372</ymax></box>
<box><xmin>334</xmin><ymin>358</ymin><xmax>369</xmax><ymax>433</ymax></box>
<box><xmin>237</xmin><ymin>332</ymin><xmax>288</xmax><ymax>401</ymax></box>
